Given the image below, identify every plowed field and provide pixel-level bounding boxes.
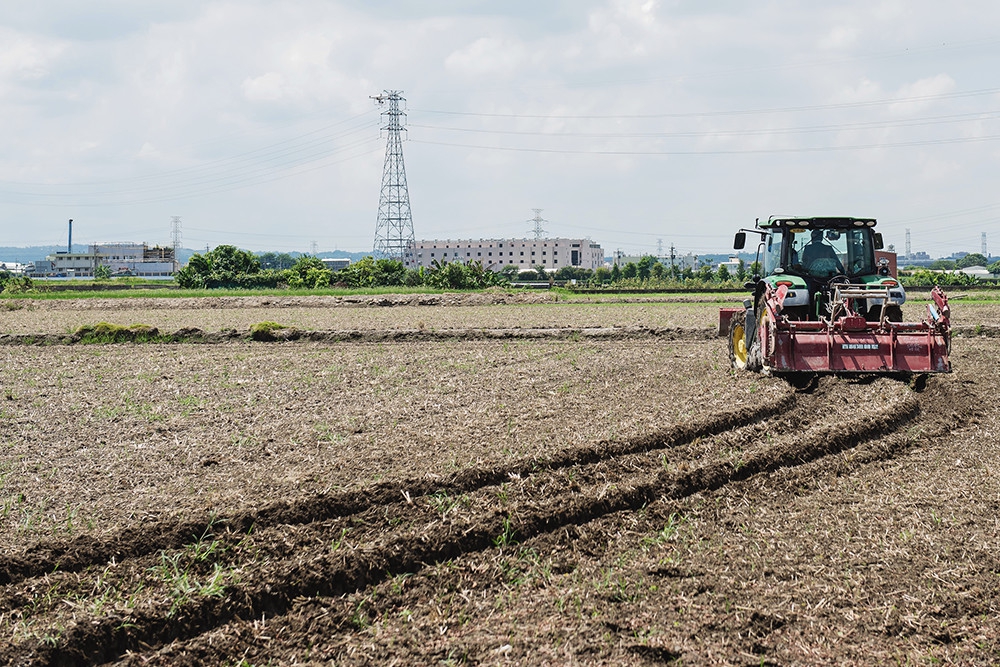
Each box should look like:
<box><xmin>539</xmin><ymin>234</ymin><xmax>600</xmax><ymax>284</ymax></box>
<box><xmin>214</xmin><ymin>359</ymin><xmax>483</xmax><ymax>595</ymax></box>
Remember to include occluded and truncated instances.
<box><xmin>0</xmin><ymin>293</ymin><xmax>997</xmax><ymax>665</ymax></box>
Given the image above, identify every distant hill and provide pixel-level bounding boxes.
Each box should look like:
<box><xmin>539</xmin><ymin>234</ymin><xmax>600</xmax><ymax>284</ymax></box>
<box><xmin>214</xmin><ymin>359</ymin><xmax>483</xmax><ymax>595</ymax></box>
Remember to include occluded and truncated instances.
<box><xmin>0</xmin><ymin>245</ymin><xmax>88</xmax><ymax>263</ymax></box>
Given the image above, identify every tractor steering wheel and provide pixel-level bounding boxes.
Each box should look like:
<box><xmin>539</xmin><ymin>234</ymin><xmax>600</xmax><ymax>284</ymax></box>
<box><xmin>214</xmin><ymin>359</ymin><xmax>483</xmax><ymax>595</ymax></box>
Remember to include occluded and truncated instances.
<box><xmin>827</xmin><ymin>274</ymin><xmax>850</xmax><ymax>288</ymax></box>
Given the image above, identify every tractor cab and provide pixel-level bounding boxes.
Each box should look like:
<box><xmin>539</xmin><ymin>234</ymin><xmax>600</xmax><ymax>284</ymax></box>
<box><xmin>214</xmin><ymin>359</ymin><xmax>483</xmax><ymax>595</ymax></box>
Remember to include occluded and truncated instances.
<box><xmin>737</xmin><ymin>217</ymin><xmax>904</xmax><ymax>322</ymax></box>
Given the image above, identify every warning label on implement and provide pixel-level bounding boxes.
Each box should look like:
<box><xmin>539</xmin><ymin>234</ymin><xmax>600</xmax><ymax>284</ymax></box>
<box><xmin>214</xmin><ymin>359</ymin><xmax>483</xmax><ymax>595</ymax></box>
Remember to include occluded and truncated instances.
<box><xmin>841</xmin><ymin>344</ymin><xmax>879</xmax><ymax>350</ymax></box>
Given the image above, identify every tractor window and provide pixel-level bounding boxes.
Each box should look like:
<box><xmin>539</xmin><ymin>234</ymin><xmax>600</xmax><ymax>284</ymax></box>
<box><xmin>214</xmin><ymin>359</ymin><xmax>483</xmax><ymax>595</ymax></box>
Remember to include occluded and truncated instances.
<box><xmin>763</xmin><ymin>230</ymin><xmax>783</xmax><ymax>275</ymax></box>
<box><xmin>790</xmin><ymin>229</ymin><xmax>850</xmax><ymax>278</ymax></box>
<box><xmin>844</xmin><ymin>229</ymin><xmax>875</xmax><ymax>276</ymax></box>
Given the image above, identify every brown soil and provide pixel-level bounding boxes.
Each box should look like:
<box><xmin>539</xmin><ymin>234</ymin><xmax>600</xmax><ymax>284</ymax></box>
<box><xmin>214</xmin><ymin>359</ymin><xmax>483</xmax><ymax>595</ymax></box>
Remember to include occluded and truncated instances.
<box><xmin>0</xmin><ymin>296</ymin><xmax>997</xmax><ymax>665</ymax></box>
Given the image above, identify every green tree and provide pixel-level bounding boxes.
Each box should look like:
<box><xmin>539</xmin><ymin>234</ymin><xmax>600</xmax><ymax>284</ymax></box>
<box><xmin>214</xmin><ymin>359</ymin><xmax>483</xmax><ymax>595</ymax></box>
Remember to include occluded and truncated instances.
<box><xmin>594</xmin><ymin>267</ymin><xmax>612</xmax><ymax>284</ymax></box>
<box><xmin>258</xmin><ymin>252</ymin><xmax>296</xmax><ymax>270</ymax></box>
<box><xmin>637</xmin><ymin>255</ymin><xmax>657</xmax><ymax>281</ymax></box>
<box><xmin>956</xmin><ymin>253</ymin><xmax>988</xmax><ymax>269</ymax></box>
<box><xmin>930</xmin><ymin>259</ymin><xmax>957</xmax><ymax>271</ymax></box>
<box><xmin>610</xmin><ymin>264</ymin><xmax>621</xmax><ymax>282</ymax></box>
<box><xmin>989</xmin><ymin>260</ymin><xmax>1000</xmax><ymax>275</ymax></box>
<box><xmin>735</xmin><ymin>258</ymin><xmax>747</xmax><ymax>281</ymax></box>
<box><xmin>621</xmin><ymin>262</ymin><xmax>638</xmax><ymax>280</ymax></box>
<box><xmin>175</xmin><ymin>245</ymin><xmax>280</xmax><ymax>289</ymax></box>
<box><xmin>697</xmin><ymin>264</ymin><xmax>714</xmax><ymax>282</ymax></box>
<box><xmin>716</xmin><ymin>264</ymin><xmax>731</xmax><ymax>283</ymax></box>
<box><xmin>284</xmin><ymin>255</ymin><xmax>332</xmax><ymax>289</ymax></box>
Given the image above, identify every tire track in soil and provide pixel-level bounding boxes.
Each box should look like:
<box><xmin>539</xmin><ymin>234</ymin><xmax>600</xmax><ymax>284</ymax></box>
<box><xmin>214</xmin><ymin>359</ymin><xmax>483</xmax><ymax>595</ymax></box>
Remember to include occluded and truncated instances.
<box><xmin>0</xmin><ymin>378</ymin><xmax>940</xmax><ymax>666</ymax></box>
<box><xmin>0</xmin><ymin>392</ymin><xmax>790</xmax><ymax>588</ymax></box>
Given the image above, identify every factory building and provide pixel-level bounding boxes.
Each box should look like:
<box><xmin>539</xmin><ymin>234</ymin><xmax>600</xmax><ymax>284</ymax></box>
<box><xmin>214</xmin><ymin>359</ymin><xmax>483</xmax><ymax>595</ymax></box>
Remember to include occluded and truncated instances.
<box><xmin>404</xmin><ymin>238</ymin><xmax>604</xmax><ymax>272</ymax></box>
<box><xmin>29</xmin><ymin>243</ymin><xmax>176</xmax><ymax>278</ymax></box>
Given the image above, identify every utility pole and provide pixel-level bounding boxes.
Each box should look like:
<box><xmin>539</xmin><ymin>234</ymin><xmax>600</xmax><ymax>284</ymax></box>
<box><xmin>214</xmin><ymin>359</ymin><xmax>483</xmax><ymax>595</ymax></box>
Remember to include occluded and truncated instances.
<box><xmin>670</xmin><ymin>244</ymin><xmax>676</xmax><ymax>276</ymax></box>
<box><xmin>528</xmin><ymin>209</ymin><xmax>547</xmax><ymax>240</ymax></box>
<box><xmin>372</xmin><ymin>90</ymin><xmax>415</xmax><ymax>262</ymax></box>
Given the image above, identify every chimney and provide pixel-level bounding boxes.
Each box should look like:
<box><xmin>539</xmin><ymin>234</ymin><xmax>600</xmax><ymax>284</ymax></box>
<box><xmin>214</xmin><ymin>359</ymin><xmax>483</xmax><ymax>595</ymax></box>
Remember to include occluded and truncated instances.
<box><xmin>68</xmin><ymin>219</ymin><xmax>73</xmax><ymax>253</ymax></box>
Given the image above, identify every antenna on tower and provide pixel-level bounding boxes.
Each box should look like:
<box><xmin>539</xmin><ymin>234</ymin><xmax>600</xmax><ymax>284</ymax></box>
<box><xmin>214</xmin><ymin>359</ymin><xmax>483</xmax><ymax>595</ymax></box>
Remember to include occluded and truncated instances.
<box><xmin>371</xmin><ymin>90</ymin><xmax>415</xmax><ymax>262</ymax></box>
<box><xmin>528</xmin><ymin>209</ymin><xmax>547</xmax><ymax>240</ymax></box>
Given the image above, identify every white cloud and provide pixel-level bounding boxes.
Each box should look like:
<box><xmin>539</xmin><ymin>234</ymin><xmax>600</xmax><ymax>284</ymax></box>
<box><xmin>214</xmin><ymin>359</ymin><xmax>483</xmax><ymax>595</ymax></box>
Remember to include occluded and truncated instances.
<box><xmin>445</xmin><ymin>37</ymin><xmax>531</xmax><ymax>77</ymax></box>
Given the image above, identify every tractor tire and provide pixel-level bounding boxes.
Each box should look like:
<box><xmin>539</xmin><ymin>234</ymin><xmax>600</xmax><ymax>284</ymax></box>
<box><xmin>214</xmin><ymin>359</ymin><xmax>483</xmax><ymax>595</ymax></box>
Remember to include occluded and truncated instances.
<box><xmin>728</xmin><ymin>309</ymin><xmax>750</xmax><ymax>370</ymax></box>
<box><xmin>867</xmin><ymin>304</ymin><xmax>903</xmax><ymax>323</ymax></box>
<box><xmin>728</xmin><ymin>309</ymin><xmax>762</xmax><ymax>372</ymax></box>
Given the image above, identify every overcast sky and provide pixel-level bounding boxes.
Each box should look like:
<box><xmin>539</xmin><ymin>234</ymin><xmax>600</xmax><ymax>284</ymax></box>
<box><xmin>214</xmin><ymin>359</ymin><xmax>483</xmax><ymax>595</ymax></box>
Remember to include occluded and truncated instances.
<box><xmin>1</xmin><ymin>1</ymin><xmax>998</xmax><ymax>258</ymax></box>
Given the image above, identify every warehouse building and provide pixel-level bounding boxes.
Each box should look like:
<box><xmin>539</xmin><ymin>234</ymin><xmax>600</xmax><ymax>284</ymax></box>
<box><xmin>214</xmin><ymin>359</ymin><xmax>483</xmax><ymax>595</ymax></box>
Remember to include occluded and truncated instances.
<box><xmin>404</xmin><ymin>238</ymin><xmax>604</xmax><ymax>272</ymax></box>
<box><xmin>29</xmin><ymin>243</ymin><xmax>176</xmax><ymax>278</ymax></box>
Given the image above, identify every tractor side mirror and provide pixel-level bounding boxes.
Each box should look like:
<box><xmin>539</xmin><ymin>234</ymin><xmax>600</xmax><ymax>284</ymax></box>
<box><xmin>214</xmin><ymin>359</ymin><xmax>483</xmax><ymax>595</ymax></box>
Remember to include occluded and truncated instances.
<box><xmin>734</xmin><ymin>232</ymin><xmax>746</xmax><ymax>250</ymax></box>
<box><xmin>873</xmin><ymin>233</ymin><xmax>884</xmax><ymax>250</ymax></box>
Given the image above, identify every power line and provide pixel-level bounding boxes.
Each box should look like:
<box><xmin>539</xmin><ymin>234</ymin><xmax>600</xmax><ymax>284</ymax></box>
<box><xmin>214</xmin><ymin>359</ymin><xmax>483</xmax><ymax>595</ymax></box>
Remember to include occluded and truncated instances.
<box><xmin>409</xmin><ymin>110</ymin><xmax>1000</xmax><ymax>140</ymax></box>
<box><xmin>411</xmin><ymin>133</ymin><xmax>1000</xmax><ymax>156</ymax></box>
<box><xmin>412</xmin><ymin>87</ymin><xmax>1000</xmax><ymax>120</ymax></box>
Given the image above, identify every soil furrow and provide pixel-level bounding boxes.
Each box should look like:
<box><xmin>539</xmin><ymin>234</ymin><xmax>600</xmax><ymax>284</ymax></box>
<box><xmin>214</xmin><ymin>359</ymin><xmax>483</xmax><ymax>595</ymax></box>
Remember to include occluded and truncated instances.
<box><xmin>0</xmin><ymin>325</ymin><xmax>718</xmax><ymax>346</ymax></box>
<box><xmin>1</xmin><ymin>385</ymin><xmax>922</xmax><ymax>666</ymax></box>
<box><xmin>0</xmin><ymin>392</ymin><xmax>790</xmax><ymax>586</ymax></box>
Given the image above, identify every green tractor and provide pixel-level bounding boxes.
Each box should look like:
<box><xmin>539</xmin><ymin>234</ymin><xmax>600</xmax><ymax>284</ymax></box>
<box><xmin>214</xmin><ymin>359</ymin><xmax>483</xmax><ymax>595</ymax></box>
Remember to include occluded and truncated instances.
<box><xmin>720</xmin><ymin>216</ymin><xmax>950</xmax><ymax>375</ymax></box>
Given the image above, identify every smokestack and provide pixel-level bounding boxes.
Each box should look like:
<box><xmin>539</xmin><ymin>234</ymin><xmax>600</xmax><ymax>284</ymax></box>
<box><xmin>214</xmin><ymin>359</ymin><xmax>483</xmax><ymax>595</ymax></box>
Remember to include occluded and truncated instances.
<box><xmin>68</xmin><ymin>219</ymin><xmax>73</xmax><ymax>253</ymax></box>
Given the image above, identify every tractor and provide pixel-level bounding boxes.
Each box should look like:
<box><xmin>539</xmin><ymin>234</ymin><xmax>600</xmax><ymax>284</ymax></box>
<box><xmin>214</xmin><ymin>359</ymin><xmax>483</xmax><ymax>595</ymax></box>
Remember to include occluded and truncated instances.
<box><xmin>720</xmin><ymin>216</ymin><xmax>951</xmax><ymax>375</ymax></box>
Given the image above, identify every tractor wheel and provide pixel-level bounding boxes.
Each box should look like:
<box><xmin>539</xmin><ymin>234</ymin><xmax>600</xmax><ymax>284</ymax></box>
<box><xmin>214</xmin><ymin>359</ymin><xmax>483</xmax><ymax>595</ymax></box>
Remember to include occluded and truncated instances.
<box><xmin>868</xmin><ymin>304</ymin><xmax>903</xmax><ymax>322</ymax></box>
<box><xmin>729</xmin><ymin>309</ymin><xmax>763</xmax><ymax>372</ymax></box>
<box><xmin>728</xmin><ymin>309</ymin><xmax>750</xmax><ymax>370</ymax></box>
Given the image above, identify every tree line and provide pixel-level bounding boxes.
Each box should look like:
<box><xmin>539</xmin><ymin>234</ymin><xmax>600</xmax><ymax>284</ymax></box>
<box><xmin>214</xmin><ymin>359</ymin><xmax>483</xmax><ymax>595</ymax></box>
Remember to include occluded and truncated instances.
<box><xmin>173</xmin><ymin>247</ymin><xmax>764</xmax><ymax>290</ymax></box>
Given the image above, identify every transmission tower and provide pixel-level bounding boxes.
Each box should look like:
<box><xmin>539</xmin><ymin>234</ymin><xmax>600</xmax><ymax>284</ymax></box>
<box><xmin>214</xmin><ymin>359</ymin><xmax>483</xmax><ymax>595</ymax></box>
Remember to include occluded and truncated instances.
<box><xmin>371</xmin><ymin>91</ymin><xmax>415</xmax><ymax>261</ymax></box>
<box><xmin>311</xmin><ymin>240</ymin><xmax>319</xmax><ymax>256</ymax></box>
<box><xmin>905</xmin><ymin>228</ymin><xmax>911</xmax><ymax>259</ymax></box>
<box><xmin>528</xmin><ymin>209</ymin><xmax>547</xmax><ymax>239</ymax></box>
<box><xmin>982</xmin><ymin>232</ymin><xmax>988</xmax><ymax>257</ymax></box>
<box><xmin>170</xmin><ymin>216</ymin><xmax>182</xmax><ymax>270</ymax></box>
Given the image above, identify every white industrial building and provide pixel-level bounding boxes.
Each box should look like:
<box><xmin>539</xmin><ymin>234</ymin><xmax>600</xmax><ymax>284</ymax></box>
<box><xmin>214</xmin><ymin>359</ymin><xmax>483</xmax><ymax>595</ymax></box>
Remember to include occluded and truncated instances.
<box><xmin>404</xmin><ymin>238</ymin><xmax>604</xmax><ymax>272</ymax></box>
<box><xmin>29</xmin><ymin>243</ymin><xmax>176</xmax><ymax>278</ymax></box>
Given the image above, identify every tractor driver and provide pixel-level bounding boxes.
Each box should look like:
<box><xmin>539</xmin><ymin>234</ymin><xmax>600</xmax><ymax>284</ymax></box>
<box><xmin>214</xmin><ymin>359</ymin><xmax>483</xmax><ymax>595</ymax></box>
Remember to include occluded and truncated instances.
<box><xmin>800</xmin><ymin>229</ymin><xmax>845</xmax><ymax>275</ymax></box>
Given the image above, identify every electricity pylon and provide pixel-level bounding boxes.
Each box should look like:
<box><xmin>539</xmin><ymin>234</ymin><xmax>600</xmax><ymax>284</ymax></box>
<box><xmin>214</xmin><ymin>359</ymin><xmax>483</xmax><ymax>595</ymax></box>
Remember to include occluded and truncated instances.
<box><xmin>371</xmin><ymin>91</ymin><xmax>415</xmax><ymax>261</ymax></box>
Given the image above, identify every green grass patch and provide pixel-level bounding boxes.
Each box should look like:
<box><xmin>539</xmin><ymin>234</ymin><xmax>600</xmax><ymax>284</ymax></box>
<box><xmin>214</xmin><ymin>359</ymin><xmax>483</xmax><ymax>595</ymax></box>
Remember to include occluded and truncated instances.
<box><xmin>74</xmin><ymin>322</ymin><xmax>161</xmax><ymax>344</ymax></box>
<box><xmin>248</xmin><ymin>321</ymin><xmax>288</xmax><ymax>341</ymax></box>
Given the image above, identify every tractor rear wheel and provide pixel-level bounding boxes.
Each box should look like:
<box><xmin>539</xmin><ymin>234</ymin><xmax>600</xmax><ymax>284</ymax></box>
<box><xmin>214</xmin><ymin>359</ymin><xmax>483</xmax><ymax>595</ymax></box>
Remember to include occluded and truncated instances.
<box><xmin>867</xmin><ymin>304</ymin><xmax>903</xmax><ymax>322</ymax></box>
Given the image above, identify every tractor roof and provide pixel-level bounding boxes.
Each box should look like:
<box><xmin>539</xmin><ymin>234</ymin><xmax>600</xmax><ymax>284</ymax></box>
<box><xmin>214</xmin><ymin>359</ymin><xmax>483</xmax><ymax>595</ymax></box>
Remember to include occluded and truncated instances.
<box><xmin>761</xmin><ymin>216</ymin><xmax>877</xmax><ymax>230</ymax></box>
